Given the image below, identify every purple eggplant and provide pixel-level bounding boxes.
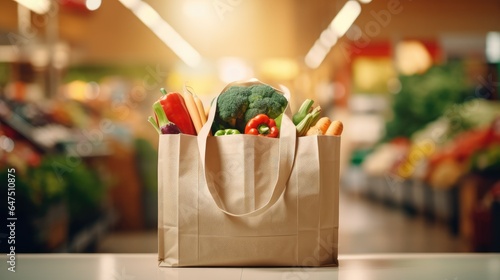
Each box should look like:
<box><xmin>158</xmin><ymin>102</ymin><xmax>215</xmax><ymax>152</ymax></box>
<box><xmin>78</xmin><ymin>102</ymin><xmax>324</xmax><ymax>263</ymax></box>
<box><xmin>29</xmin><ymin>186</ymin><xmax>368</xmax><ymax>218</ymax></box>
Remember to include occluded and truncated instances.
<box><xmin>148</xmin><ymin>102</ymin><xmax>182</xmax><ymax>134</ymax></box>
<box><xmin>160</xmin><ymin>122</ymin><xmax>181</xmax><ymax>134</ymax></box>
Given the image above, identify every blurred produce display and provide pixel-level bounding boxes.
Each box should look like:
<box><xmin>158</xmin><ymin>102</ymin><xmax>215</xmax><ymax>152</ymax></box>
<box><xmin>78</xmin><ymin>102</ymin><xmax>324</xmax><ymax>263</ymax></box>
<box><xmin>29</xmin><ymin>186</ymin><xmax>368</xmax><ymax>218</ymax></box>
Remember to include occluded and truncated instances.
<box><xmin>0</xmin><ymin>93</ymin><xmax>113</xmax><ymax>252</ymax></box>
<box><xmin>343</xmin><ymin>60</ymin><xmax>500</xmax><ymax>252</ymax></box>
<box><xmin>134</xmin><ymin>138</ymin><xmax>158</xmax><ymax>229</ymax></box>
<box><xmin>0</xmin><ymin>69</ymin><xmax>160</xmax><ymax>251</ymax></box>
<box><xmin>383</xmin><ymin>62</ymin><xmax>472</xmax><ymax>142</ymax></box>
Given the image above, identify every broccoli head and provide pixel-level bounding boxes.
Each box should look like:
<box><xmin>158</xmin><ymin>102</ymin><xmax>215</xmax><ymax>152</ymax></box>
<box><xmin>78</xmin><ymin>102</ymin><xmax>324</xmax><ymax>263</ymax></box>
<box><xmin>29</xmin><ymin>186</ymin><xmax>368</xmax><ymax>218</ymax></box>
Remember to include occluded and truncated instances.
<box><xmin>212</xmin><ymin>83</ymin><xmax>288</xmax><ymax>133</ymax></box>
<box><xmin>244</xmin><ymin>84</ymin><xmax>288</xmax><ymax>128</ymax></box>
<box><xmin>212</xmin><ymin>85</ymin><xmax>251</xmax><ymax>133</ymax></box>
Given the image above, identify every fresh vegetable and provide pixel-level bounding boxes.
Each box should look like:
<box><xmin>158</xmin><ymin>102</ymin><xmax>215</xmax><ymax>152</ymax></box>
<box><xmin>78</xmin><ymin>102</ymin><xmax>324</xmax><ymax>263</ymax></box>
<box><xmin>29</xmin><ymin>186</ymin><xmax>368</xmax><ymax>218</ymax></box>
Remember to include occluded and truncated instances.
<box><xmin>212</xmin><ymin>84</ymin><xmax>287</xmax><ymax>133</ymax></box>
<box><xmin>325</xmin><ymin>120</ymin><xmax>343</xmax><ymax>136</ymax></box>
<box><xmin>194</xmin><ymin>94</ymin><xmax>207</xmax><ymax>126</ymax></box>
<box><xmin>383</xmin><ymin>62</ymin><xmax>470</xmax><ymax>142</ymax></box>
<box><xmin>306</xmin><ymin>126</ymin><xmax>321</xmax><ymax>136</ymax></box>
<box><xmin>292</xmin><ymin>99</ymin><xmax>314</xmax><ymax>125</ymax></box>
<box><xmin>245</xmin><ymin>84</ymin><xmax>288</xmax><ymax>127</ymax></box>
<box><xmin>212</xmin><ymin>85</ymin><xmax>250</xmax><ymax>132</ymax></box>
<box><xmin>205</xmin><ymin>104</ymin><xmax>211</xmax><ymax>121</ymax></box>
<box><xmin>306</xmin><ymin>117</ymin><xmax>331</xmax><ymax>136</ymax></box>
<box><xmin>182</xmin><ymin>86</ymin><xmax>203</xmax><ymax>133</ymax></box>
<box><xmin>152</xmin><ymin>102</ymin><xmax>181</xmax><ymax>134</ymax></box>
<box><xmin>156</xmin><ymin>88</ymin><xmax>196</xmax><ymax>135</ymax></box>
<box><xmin>161</xmin><ymin>123</ymin><xmax>182</xmax><ymax>134</ymax></box>
<box><xmin>296</xmin><ymin>106</ymin><xmax>322</xmax><ymax>136</ymax></box>
<box><xmin>214</xmin><ymin>129</ymin><xmax>241</xmax><ymax>136</ymax></box>
<box><xmin>315</xmin><ymin>117</ymin><xmax>332</xmax><ymax>134</ymax></box>
<box><xmin>245</xmin><ymin>114</ymin><xmax>279</xmax><ymax>138</ymax></box>
<box><xmin>274</xmin><ymin>113</ymin><xmax>283</xmax><ymax>129</ymax></box>
<box><xmin>148</xmin><ymin>116</ymin><xmax>161</xmax><ymax>134</ymax></box>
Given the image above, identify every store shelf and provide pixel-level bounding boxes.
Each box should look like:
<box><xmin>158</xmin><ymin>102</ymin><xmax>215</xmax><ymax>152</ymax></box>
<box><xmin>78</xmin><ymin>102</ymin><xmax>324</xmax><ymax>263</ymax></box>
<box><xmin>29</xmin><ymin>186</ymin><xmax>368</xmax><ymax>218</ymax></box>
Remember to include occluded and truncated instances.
<box><xmin>0</xmin><ymin>98</ymin><xmax>112</xmax><ymax>157</ymax></box>
<box><xmin>342</xmin><ymin>165</ymin><xmax>500</xmax><ymax>252</ymax></box>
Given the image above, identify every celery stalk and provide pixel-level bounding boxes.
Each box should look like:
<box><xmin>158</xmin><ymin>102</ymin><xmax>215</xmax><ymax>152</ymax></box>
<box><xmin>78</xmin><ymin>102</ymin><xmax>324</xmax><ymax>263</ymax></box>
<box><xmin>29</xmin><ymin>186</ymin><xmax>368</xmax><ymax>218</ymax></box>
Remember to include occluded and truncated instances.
<box><xmin>292</xmin><ymin>99</ymin><xmax>314</xmax><ymax>125</ymax></box>
<box><xmin>296</xmin><ymin>106</ymin><xmax>322</xmax><ymax>136</ymax></box>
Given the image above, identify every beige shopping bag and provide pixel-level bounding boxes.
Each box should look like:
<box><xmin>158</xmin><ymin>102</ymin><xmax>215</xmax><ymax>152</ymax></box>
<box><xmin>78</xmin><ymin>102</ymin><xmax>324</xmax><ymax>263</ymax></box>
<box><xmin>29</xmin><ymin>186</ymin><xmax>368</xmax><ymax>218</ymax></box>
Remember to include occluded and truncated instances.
<box><xmin>158</xmin><ymin>81</ymin><xmax>340</xmax><ymax>267</ymax></box>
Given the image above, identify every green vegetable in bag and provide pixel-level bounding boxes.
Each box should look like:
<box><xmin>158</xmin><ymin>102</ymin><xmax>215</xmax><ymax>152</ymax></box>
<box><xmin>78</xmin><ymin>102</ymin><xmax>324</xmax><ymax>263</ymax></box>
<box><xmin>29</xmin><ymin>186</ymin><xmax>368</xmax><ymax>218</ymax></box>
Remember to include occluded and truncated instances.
<box><xmin>214</xmin><ymin>129</ymin><xmax>241</xmax><ymax>136</ymax></box>
<box><xmin>212</xmin><ymin>84</ymin><xmax>288</xmax><ymax>133</ymax></box>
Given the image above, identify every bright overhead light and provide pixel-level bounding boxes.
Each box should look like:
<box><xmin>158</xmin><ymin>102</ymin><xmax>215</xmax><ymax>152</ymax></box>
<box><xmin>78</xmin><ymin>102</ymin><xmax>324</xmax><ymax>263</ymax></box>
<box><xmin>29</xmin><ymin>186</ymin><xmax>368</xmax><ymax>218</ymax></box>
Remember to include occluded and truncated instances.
<box><xmin>486</xmin><ymin>32</ymin><xmax>500</xmax><ymax>63</ymax></box>
<box><xmin>183</xmin><ymin>1</ymin><xmax>212</xmax><ymax>20</ymax></box>
<box><xmin>305</xmin><ymin>40</ymin><xmax>330</xmax><ymax>69</ymax></box>
<box><xmin>13</xmin><ymin>0</ymin><xmax>50</xmax><ymax>14</ymax></box>
<box><xmin>358</xmin><ymin>0</ymin><xmax>372</xmax><ymax>3</ymax></box>
<box><xmin>86</xmin><ymin>0</ymin><xmax>102</xmax><ymax>11</ymax></box>
<box><xmin>134</xmin><ymin>2</ymin><xmax>162</xmax><ymax>28</ymax></box>
<box><xmin>329</xmin><ymin>0</ymin><xmax>362</xmax><ymax>37</ymax></box>
<box><xmin>319</xmin><ymin>29</ymin><xmax>338</xmax><ymax>49</ymax></box>
<box><xmin>305</xmin><ymin>0</ymin><xmax>365</xmax><ymax>68</ymax></box>
<box><xmin>119</xmin><ymin>0</ymin><xmax>140</xmax><ymax>9</ymax></box>
<box><xmin>396</xmin><ymin>41</ymin><xmax>432</xmax><ymax>75</ymax></box>
<box><xmin>118</xmin><ymin>0</ymin><xmax>202</xmax><ymax>68</ymax></box>
<box><xmin>305</xmin><ymin>53</ymin><xmax>324</xmax><ymax>69</ymax></box>
<box><xmin>152</xmin><ymin>20</ymin><xmax>202</xmax><ymax>68</ymax></box>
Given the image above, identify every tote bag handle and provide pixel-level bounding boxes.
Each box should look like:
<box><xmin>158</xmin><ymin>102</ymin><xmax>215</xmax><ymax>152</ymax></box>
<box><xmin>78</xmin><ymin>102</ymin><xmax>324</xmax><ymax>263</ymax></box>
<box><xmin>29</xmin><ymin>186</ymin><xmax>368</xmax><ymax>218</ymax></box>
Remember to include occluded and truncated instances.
<box><xmin>197</xmin><ymin>80</ymin><xmax>297</xmax><ymax>217</ymax></box>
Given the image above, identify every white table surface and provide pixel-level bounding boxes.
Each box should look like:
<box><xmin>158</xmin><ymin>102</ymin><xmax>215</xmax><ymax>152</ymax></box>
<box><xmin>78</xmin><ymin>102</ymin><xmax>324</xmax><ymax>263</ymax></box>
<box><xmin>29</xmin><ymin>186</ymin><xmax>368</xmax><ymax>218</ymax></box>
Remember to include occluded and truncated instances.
<box><xmin>2</xmin><ymin>253</ymin><xmax>500</xmax><ymax>280</ymax></box>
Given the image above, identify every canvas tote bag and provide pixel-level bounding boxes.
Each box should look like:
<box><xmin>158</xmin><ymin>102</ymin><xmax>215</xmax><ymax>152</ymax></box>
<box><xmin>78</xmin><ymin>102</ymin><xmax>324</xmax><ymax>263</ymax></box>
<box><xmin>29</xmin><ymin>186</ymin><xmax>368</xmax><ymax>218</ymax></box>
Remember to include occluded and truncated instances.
<box><xmin>158</xmin><ymin>81</ymin><xmax>340</xmax><ymax>267</ymax></box>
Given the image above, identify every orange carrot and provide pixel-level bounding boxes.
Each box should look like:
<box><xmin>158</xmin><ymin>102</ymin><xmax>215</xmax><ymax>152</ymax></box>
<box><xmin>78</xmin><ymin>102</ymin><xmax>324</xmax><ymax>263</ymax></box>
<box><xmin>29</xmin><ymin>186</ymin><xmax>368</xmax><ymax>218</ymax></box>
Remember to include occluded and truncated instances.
<box><xmin>205</xmin><ymin>105</ymin><xmax>211</xmax><ymax>119</ymax></box>
<box><xmin>325</xmin><ymin>120</ymin><xmax>343</xmax><ymax>136</ymax></box>
<box><xmin>182</xmin><ymin>87</ymin><xmax>203</xmax><ymax>134</ymax></box>
<box><xmin>194</xmin><ymin>95</ymin><xmax>207</xmax><ymax>126</ymax></box>
<box><xmin>306</xmin><ymin>126</ymin><xmax>322</xmax><ymax>136</ymax></box>
<box><xmin>314</xmin><ymin>117</ymin><xmax>331</xmax><ymax>134</ymax></box>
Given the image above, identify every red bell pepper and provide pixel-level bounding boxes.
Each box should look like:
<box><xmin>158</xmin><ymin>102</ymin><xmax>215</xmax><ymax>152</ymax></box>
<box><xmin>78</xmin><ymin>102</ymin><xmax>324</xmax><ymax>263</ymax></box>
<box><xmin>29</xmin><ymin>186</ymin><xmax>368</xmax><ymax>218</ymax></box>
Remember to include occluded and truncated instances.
<box><xmin>244</xmin><ymin>114</ymin><xmax>279</xmax><ymax>138</ymax></box>
<box><xmin>154</xmin><ymin>88</ymin><xmax>196</xmax><ymax>135</ymax></box>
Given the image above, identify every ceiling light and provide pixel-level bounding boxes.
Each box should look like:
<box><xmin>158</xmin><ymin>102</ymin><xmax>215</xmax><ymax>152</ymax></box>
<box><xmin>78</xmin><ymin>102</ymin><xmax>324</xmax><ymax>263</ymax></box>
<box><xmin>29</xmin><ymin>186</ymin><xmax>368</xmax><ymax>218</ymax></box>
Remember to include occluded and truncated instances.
<box><xmin>119</xmin><ymin>0</ymin><xmax>140</xmax><ymax>9</ymax></box>
<box><xmin>305</xmin><ymin>0</ymin><xmax>366</xmax><ymax>69</ymax></box>
<box><xmin>150</xmin><ymin>20</ymin><xmax>202</xmax><ymax>68</ymax></box>
<box><xmin>119</xmin><ymin>0</ymin><xmax>202</xmax><ymax>68</ymax></box>
<box><xmin>85</xmin><ymin>0</ymin><xmax>102</xmax><ymax>11</ymax></box>
<box><xmin>329</xmin><ymin>0</ymin><xmax>362</xmax><ymax>37</ymax></box>
<box><xmin>13</xmin><ymin>0</ymin><xmax>50</xmax><ymax>14</ymax></box>
<box><xmin>134</xmin><ymin>2</ymin><xmax>161</xmax><ymax>28</ymax></box>
<box><xmin>319</xmin><ymin>29</ymin><xmax>338</xmax><ymax>49</ymax></box>
<box><xmin>305</xmin><ymin>40</ymin><xmax>330</xmax><ymax>69</ymax></box>
<box><xmin>486</xmin><ymin>32</ymin><xmax>500</xmax><ymax>63</ymax></box>
<box><xmin>395</xmin><ymin>41</ymin><xmax>432</xmax><ymax>75</ymax></box>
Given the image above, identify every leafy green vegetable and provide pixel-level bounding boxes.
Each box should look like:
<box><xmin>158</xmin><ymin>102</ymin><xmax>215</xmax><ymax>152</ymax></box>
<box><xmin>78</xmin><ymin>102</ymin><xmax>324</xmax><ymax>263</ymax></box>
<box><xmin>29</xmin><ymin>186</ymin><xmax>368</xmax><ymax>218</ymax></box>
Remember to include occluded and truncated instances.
<box><xmin>296</xmin><ymin>106</ymin><xmax>322</xmax><ymax>136</ymax></box>
<box><xmin>212</xmin><ymin>84</ymin><xmax>287</xmax><ymax>133</ymax></box>
<box><xmin>292</xmin><ymin>99</ymin><xmax>314</xmax><ymax>125</ymax></box>
<box><xmin>213</xmin><ymin>85</ymin><xmax>251</xmax><ymax>132</ymax></box>
<box><xmin>64</xmin><ymin>160</ymin><xmax>106</xmax><ymax>226</ymax></box>
<box><xmin>214</xmin><ymin>129</ymin><xmax>241</xmax><ymax>136</ymax></box>
<box><xmin>383</xmin><ymin>62</ymin><xmax>472</xmax><ymax>142</ymax></box>
<box><xmin>244</xmin><ymin>84</ymin><xmax>288</xmax><ymax>126</ymax></box>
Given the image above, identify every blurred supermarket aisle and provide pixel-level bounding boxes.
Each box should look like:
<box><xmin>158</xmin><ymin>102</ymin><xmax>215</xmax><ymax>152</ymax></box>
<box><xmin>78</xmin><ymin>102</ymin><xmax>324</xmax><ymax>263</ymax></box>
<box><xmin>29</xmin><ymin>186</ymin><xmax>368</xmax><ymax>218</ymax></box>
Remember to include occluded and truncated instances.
<box><xmin>338</xmin><ymin>190</ymin><xmax>468</xmax><ymax>254</ymax></box>
<box><xmin>97</xmin><ymin>189</ymin><xmax>468</xmax><ymax>254</ymax></box>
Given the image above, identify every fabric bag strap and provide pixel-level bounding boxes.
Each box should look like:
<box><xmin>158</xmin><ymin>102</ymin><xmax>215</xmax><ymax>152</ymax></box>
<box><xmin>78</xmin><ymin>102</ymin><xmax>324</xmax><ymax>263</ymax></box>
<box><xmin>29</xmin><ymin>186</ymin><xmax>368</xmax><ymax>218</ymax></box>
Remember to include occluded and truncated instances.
<box><xmin>197</xmin><ymin>80</ymin><xmax>296</xmax><ymax>217</ymax></box>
